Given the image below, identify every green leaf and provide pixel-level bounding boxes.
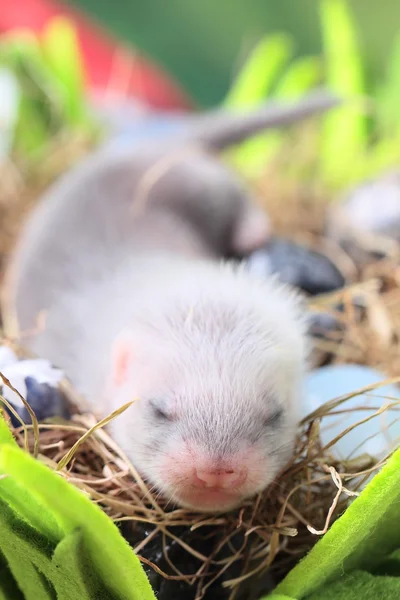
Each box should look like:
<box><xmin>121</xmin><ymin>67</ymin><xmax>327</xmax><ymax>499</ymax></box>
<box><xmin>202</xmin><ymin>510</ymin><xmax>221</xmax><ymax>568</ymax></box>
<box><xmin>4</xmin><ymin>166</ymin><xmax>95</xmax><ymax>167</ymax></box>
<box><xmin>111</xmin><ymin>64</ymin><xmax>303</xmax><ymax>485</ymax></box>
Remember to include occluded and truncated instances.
<box><xmin>0</xmin><ymin>411</ymin><xmax>17</xmax><ymax>446</ymax></box>
<box><xmin>0</xmin><ymin>33</ymin><xmax>66</xmax><ymax>156</ymax></box>
<box><xmin>52</xmin><ymin>529</ymin><xmax>116</xmax><ymax>599</ymax></box>
<box><xmin>41</xmin><ymin>16</ymin><xmax>87</xmax><ymax>126</ymax></box>
<box><xmin>224</xmin><ymin>33</ymin><xmax>293</xmax><ymax>108</ymax></box>
<box><xmin>0</xmin><ymin>475</ymin><xmax>62</xmax><ymax>543</ymax></box>
<box><xmin>319</xmin><ymin>0</ymin><xmax>367</xmax><ymax>187</ymax></box>
<box><xmin>230</xmin><ymin>55</ymin><xmax>322</xmax><ymax>178</ymax></box>
<box><xmin>0</xmin><ymin>413</ymin><xmax>61</xmax><ymax>540</ymax></box>
<box><xmin>0</xmin><ymin>495</ymin><xmax>121</xmax><ymax>599</ymax></box>
<box><xmin>376</xmin><ymin>32</ymin><xmax>400</xmax><ymax>137</ymax></box>
<box><xmin>274</xmin><ymin>56</ymin><xmax>322</xmax><ymax>98</ymax></box>
<box><xmin>307</xmin><ymin>570</ymin><xmax>400</xmax><ymax>600</ymax></box>
<box><xmin>373</xmin><ymin>547</ymin><xmax>400</xmax><ymax>578</ymax></box>
<box><xmin>0</xmin><ymin>444</ymin><xmax>156</xmax><ymax>600</ymax></box>
<box><xmin>348</xmin><ymin>137</ymin><xmax>400</xmax><ymax>186</ymax></box>
<box><xmin>0</xmin><ymin>498</ymin><xmax>58</xmax><ymax>600</ymax></box>
<box><xmin>0</xmin><ymin>549</ymin><xmax>23</xmax><ymax>600</ymax></box>
<box><xmin>270</xmin><ymin>447</ymin><xmax>400</xmax><ymax>599</ymax></box>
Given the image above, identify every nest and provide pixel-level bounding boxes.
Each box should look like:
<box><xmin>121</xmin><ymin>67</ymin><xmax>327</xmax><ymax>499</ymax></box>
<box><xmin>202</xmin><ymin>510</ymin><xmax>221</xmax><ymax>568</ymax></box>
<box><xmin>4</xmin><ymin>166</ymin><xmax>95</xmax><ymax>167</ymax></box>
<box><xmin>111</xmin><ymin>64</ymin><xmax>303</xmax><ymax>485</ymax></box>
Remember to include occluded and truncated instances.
<box><xmin>1</xmin><ymin>354</ymin><xmax>399</xmax><ymax>599</ymax></box>
<box><xmin>1</xmin><ymin>142</ymin><xmax>400</xmax><ymax>599</ymax></box>
<box><xmin>2</xmin><ymin>259</ymin><xmax>400</xmax><ymax>599</ymax></box>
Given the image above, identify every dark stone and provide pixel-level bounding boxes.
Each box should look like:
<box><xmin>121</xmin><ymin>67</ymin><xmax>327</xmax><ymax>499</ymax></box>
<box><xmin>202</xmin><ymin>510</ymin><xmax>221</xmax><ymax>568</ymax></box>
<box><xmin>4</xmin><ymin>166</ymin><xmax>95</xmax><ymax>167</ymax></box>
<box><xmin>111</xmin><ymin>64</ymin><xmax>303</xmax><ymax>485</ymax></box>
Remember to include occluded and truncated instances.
<box><xmin>306</xmin><ymin>296</ymin><xmax>367</xmax><ymax>367</ymax></box>
<box><xmin>327</xmin><ymin>171</ymin><xmax>400</xmax><ymax>242</ymax></box>
<box><xmin>307</xmin><ymin>311</ymin><xmax>344</xmax><ymax>339</ymax></box>
<box><xmin>325</xmin><ymin>171</ymin><xmax>400</xmax><ymax>266</ymax></box>
<box><xmin>4</xmin><ymin>377</ymin><xmax>71</xmax><ymax>427</ymax></box>
<box><xmin>245</xmin><ymin>238</ymin><xmax>346</xmax><ymax>296</ymax></box>
<box><xmin>308</xmin><ymin>294</ymin><xmax>367</xmax><ymax>337</ymax></box>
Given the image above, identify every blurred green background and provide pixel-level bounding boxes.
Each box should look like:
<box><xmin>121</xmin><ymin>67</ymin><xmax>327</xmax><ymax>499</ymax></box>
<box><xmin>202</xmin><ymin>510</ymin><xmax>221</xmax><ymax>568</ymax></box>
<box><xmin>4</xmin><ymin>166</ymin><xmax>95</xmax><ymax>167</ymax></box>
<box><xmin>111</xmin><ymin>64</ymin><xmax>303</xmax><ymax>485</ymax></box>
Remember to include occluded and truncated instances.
<box><xmin>66</xmin><ymin>0</ymin><xmax>399</xmax><ymax>108</ymax></box>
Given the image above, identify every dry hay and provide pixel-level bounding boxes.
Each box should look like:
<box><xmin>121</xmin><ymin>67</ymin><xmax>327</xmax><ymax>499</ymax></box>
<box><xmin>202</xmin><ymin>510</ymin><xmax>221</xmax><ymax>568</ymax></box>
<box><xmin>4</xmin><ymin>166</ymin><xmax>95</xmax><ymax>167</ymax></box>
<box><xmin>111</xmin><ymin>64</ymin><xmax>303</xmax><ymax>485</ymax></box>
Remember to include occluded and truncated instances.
<box><xmin>0</xmin><ymin>140</ymin><xmax>400</xmax><ymax>598</ymax></box>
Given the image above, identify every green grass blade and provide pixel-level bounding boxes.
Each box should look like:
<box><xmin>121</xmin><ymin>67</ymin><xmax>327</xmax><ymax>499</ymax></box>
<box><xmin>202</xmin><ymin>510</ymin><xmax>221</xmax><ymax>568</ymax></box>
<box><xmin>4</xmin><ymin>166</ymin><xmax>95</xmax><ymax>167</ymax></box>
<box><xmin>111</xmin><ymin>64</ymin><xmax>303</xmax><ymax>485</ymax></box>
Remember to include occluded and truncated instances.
<box><xmin>224</xmin><ymin>33</ymin><xmax>293</xmax><ymax>108</ymax></box>
<box><xmin>348</xmin><ymin>137</ymin><xmax>400</xmax><ymax>186</ymax></box>
<box><xmin>274</xmin><ymin>55</ymin><xmax>322</xmax><ymax>97</ymax></box>
<box><xmin>41</xmin><ymin>16</ymin><xmax>87</xmax><ymax>126</ymax></box>
<box><xmin>229</xmin><ymin>56</ymin><xmax>322</xmax><ymax>178</ymax></box>
<box><xmin>319</xmin><ymin>0</ymin><xmax>367</xmax><ymax>187</ymax></box>
<box><xmin>0</xmin><ymin>33</ymin><xmax>66</xmax><ymax>156</ymax></box>
<box><xmin>376</xmin><ymin>32</ymin><xmax>400</xmax><ymax>137</ymax></box>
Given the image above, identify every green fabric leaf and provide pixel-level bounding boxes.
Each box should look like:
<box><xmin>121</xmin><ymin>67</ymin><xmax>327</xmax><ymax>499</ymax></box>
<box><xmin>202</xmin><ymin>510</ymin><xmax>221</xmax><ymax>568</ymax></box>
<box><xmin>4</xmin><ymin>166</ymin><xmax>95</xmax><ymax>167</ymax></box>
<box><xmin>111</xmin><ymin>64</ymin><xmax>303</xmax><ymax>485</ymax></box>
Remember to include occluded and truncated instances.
<box><xmin>53</xmin><ymin>530</ymin><xmax>116</xmax><ymax>600</ymax></box>
<box><xmin>0</xmin><ymin>497</ymin><xmax>97</xmax><ymax>599</ymax></box>
<box><xmin>0</xmin><ymin>498</ymin><xmax>57</xmax><ymax>600</ymax></box>
<box><xmin>0</xmin><ymin>414</ymin><xmax>62</xmax><ymax>540</ymax></box>
<box><xmin>307</xmin><ymin>570</ymin><xmax>400</xmax><ymax>600</ymax></box>
<box><xmin>0</xmin><ymin>549</ymin><xmax>24</xmax><ymax>600</ymax></box>
<box><xmin>0</xmin><ymin>475</ymin><xmax>62</xmax><ymax>542</ymax></box>
<box><xmin>372</xmin><ymin>548</ymin><xmax>400</xmax><ymax>578</ymax></box>
<box><xmin>0</xmin><ymin>443</ymin><xmax>156</xmax><ymax>600</ymax></box>
<box><xmin>272</xmin><ymin>447</ymin><xmax>400</xmax><ymax>599</ymax></box>
<box><xmin>0</xmin><ymin>411</ymin><xmax>18</xmax><ymax>446</ymax></box>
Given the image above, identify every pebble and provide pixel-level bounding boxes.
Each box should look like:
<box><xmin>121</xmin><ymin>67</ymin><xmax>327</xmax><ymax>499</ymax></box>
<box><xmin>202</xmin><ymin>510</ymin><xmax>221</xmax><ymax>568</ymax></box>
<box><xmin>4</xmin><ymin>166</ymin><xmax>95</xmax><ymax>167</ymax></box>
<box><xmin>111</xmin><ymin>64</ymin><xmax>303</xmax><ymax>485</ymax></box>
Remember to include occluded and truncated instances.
<box><xmin>326</xmin><ymin>171</ymin><xmax>400</xmax><ymax>261</ymax></box>
<box><xmin>303</xmin><ymin>364</ymin><xmax>400</xmax><ymax>461</ymax></box>
<box><xmin>246</xmin><ymin>237</ymin><xmax>346</xmax><ymax>295</ymax></box>
<box><xmin>307</xmin><ymin>296</ymin><xmax>367</xmax><ymax>367</ymax></box>
<box><xmin>0</xmin><ymin>346</ymin><xmax>69</xmax><ymax>426</ymax></box>
<box><xmin>0</xmin><ymin>68</ymin><xmax>20</xmax><ymax>161</ymax></box>
<box><xmin>307</xmin><ymin>311</ymin><xmax>344</xmax><ymax>340</ymax></box>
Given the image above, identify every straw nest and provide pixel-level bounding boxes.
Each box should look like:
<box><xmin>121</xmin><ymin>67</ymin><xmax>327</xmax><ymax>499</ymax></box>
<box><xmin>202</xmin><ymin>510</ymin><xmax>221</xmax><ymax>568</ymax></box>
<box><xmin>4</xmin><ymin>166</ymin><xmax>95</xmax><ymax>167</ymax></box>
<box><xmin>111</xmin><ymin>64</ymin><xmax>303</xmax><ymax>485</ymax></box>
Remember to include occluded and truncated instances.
<box><xmin>0</xmin><ymin>148</ymin><xmax>400</xmax><ymax>599</ymax></box>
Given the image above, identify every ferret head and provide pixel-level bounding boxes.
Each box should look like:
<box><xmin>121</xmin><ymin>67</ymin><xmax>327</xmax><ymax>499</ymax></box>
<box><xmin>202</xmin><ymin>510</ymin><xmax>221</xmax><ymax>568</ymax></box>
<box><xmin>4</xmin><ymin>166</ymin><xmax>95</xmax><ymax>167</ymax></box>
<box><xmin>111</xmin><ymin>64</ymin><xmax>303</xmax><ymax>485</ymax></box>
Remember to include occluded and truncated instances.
<box><xmin>106</xmin><ymin>261</ymin><xmax>308</xmax><ymax>513</ymax></box>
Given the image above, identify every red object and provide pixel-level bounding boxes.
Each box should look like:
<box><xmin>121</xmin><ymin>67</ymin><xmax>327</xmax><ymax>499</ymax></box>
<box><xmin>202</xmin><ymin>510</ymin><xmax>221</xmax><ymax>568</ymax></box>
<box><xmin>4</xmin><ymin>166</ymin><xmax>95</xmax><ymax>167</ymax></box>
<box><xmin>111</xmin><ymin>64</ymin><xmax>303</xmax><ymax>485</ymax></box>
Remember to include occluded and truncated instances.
<box><xmin>0</xmin><ymin>0</ymin><xmax>192</xmax><ymax>110</ymax></box>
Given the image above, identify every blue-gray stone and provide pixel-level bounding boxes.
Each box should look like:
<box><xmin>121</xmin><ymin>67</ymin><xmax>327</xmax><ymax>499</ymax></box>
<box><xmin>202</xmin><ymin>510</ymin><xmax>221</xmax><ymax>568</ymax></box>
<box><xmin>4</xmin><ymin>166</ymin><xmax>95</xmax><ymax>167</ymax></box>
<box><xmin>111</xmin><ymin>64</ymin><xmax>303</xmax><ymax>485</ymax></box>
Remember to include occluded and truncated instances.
<box><xmin>303</xmin><ymin>364</ymin><xmax>400</xmax><ymax>461</ymax></box>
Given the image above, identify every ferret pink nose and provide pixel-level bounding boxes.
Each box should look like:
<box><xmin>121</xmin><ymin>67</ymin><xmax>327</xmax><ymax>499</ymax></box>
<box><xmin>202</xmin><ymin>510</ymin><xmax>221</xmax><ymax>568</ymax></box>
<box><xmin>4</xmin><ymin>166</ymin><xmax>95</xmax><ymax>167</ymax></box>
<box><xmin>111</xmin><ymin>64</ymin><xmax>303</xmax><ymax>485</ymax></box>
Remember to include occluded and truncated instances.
<box><xmin>194</xmin><ymin>468</ymin><xmax>247</xmax><ymax>489</ymax></box>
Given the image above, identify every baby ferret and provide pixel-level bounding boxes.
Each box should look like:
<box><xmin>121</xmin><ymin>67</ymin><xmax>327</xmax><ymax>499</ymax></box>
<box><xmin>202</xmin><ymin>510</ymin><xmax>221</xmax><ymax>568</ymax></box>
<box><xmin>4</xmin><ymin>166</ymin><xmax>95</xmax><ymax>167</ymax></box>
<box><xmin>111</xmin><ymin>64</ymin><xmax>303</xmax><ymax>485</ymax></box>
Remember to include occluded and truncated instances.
<box><xmin>2</xmin><ymin>92</ymin><xmax>337</xmax><ymax>512</ymax></box>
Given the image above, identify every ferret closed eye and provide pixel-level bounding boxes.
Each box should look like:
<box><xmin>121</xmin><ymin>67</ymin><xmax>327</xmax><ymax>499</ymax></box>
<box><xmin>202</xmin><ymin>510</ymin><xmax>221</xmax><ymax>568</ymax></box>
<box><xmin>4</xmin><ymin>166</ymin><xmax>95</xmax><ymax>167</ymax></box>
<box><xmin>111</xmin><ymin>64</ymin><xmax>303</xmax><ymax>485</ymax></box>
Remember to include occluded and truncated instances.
<box><xmin>263</xmin><ymin>408</ymin><xmax>284</xmax><ymax>428</ymax></box>
<box><xmin>149</xmin><ymin>400</ymin><xmax>173</xmax><ymax>422</ymax></box>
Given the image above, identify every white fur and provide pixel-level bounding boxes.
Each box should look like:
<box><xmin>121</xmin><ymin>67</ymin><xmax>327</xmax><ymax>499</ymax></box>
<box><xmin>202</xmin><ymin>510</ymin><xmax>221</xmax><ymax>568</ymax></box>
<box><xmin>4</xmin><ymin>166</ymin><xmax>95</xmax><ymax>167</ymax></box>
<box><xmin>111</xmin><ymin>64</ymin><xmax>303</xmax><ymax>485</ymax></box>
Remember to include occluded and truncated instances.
<box><xmin>28</xmin><ymin>255</ymin><xmax>308</xmax><ymax>510</ymax></box>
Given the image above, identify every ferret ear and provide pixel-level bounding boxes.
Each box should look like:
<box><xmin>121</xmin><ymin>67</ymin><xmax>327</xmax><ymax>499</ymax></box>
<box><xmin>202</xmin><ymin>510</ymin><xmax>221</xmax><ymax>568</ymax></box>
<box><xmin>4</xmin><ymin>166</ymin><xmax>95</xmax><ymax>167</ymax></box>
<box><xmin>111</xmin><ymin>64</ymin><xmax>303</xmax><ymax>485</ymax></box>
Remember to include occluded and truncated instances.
<box><xmin>111</xmin><ymin>331</ymin><xmax>135</xmax><ymax>388</ymax></box>
<box><xmin>231</xmin><ymin>203</ymin><xmax>270</xmax><ymax>255</ymax></box>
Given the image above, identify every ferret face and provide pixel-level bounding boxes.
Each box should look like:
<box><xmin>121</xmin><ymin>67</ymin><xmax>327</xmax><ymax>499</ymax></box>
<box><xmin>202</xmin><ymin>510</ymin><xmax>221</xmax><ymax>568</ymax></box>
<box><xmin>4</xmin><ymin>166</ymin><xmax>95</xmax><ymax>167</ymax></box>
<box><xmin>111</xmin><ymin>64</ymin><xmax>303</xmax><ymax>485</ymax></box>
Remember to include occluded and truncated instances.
<box><xmin>107</xmin><ymin>267</ymin><xmax>307</xmax><ymax>513</ymax></box>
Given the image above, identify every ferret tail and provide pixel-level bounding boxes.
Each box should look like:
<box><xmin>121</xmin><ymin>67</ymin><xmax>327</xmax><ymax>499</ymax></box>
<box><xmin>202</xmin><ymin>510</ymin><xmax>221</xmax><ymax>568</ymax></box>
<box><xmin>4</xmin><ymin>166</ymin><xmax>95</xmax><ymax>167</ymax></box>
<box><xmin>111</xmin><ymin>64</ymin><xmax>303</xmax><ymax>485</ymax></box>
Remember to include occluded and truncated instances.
<box><xmin>183</xmin><ymin>89</ymin><xmax>341</xmax><ymax>151</ymax></box>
